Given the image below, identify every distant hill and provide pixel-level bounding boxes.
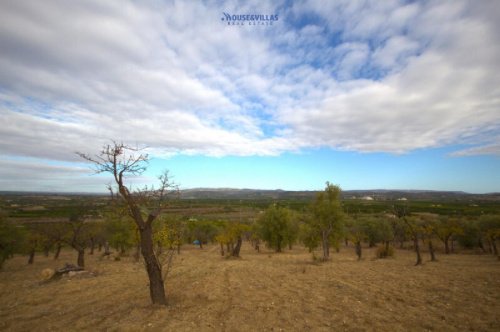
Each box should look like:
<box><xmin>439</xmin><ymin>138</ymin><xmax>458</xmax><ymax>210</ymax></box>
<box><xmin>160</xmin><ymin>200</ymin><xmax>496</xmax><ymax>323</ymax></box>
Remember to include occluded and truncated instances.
<box><xmin>1</xmin><ymin>189</ymin><xmax>499</xmax><ymax>201</ymax></box>
<box><xmin>179</xmin><ymin>188</ymin><xmax>500</xmax><ymax>202</ymax></box>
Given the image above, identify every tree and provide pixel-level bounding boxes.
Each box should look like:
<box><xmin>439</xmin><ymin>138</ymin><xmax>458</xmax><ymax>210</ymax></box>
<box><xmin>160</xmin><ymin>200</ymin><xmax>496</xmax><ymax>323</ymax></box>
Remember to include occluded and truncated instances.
<box><xmin>345</xmin><ymin>216</ymin><xmax>366</xmax><ymax>260</ymax></box>
<box><xmin>256</xmin><ymin>204</ymin><xmax>293</xmax><ymax>252</ymax></box>
<box><xmin>419</xmin><ymin>214</ymin><xmax>439</xmax><ymax>262</ymax></box>
<box><xmin>478</xmin><ymin>215</ymin><xmax>500</xmax><ymax>258</ymax></box>
<box><xmin>433</xmin><ymin>216</ymin><xmax>462</xmax><ymax>254</ymax></box>
<box><xmin>66</xmin><ymin>207</ymin><xmax>95</xmax><ymax>268</ymax></box>
<box><xmin>299</xmin><ymin>221</ymin><xmax>320</xmax><ymax>253</ymax></box>
<box><xmin>187</xmin><ymin>220</ymin><xmax>218</xmax><ymax>249</ymax></box>
<box><xmin>394</xmin><ymin>204</ymin><xmax>422</xmax><ymax>265</ymax></box>
<box><xmin>78</xmin><ymin>142</ymin><xmax>178</xmax><ymax>305</ymax></box>
<box><xmin>215</xmin><ymin>222</ymin><xmax>249</xmax><ymax>257</ymax></box>
<box><xmin>310</xmin><ymin>182</ymin><xmax>344</xmax><ymax>261</ymax></box>
<box><xmin>0</xmin><ymin>214</ymin><xmax>24</xmax><ymax>269</ymax></box>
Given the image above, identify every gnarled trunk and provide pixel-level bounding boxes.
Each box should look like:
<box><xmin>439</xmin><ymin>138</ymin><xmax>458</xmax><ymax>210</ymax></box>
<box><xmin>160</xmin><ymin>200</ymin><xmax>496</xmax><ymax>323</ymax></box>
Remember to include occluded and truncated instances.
<box><xmin>414</xmin><ymin>236</ymin><xmax>422</xmax><ymax>266</ymax></box>
<box><xmin>355</xmin><ymin>241</ymin><xmax>362</xmax><ymax>260</ymax></box>
<box><xmin>140</xmin><ymin>226</ymin><xmax>167</xmax><ymax>305</ymax></box>
<box><xmin>231</xmin><ymin>236</ymin><xmax>242</xmax><ymax>257</ymax></box>
<box><xmin>28</xmin><ymin>249</ymin><xmax>35</xmax><ymax>264</ymax></box>
<box><xmin>54</xmin><ymin>243</ymin><xmax>62</xmax><ymax>260</ymax></box>
<box><xmin>429</xmin><ymin>240</ymin><xmax>436</xmax><ymax>262</ymax></box>
<box><xmin>77</xmin><ymin>249</ymin><xmax>85</xmax><ymax>268</ymax></box>
<box><xmin>444</xmin><ymin>237</ymin><xmax>450</xmax><ymax>254</ymax></box>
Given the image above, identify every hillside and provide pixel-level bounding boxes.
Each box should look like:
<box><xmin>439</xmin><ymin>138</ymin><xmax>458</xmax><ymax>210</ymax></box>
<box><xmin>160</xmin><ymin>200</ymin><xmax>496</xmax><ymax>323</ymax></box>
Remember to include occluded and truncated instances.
<box><xmin>1</xmin><ymin>244</ymin><xmax>499</xmax><ymax>331</ymax></box>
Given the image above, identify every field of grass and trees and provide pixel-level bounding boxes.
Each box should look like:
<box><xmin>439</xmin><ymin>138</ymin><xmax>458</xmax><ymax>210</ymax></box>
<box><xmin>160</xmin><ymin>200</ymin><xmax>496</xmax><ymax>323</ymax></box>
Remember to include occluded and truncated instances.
<box><xmin>1</xmin><ymin>142</ymin><xmax>499</xmax><ymax>331</ymax></box>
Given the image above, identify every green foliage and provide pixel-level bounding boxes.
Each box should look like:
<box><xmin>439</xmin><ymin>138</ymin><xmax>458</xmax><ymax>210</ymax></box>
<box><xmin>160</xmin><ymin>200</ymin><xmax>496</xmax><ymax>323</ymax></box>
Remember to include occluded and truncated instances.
<box><xmin>478</xmin><ymin>215</ymin><xmax>500</xmax><ymax>239</ymax></box>
<box><xmin>107</xmin><ymin>215</ymin><xmax>136</xmax><ymax>254</ymax></box>
<box><xmin>457</xmin><ymin>218</ymin><xmax>482</xmax><ymax>249</ymax></box>
<box><xmin>154</xmin><ymin>216</ymin><xmax>185</xmax><ymax>250</ymax></box>
<box><xmin>256</xmin><ymin>204</ymin><xmax>296</xmax><ymax>252</ymax></box>
<box><xmin>187</xmin><ymin>220</ymin><xmax>220</xmax><ymax>246</ymax></box>
<box><xmin>309</xmin><ymin>182</ymin><xmax>345</xmax><ymax>259</ymax></box>
<box><xmin>299</xmin><ymin>215</ymin><xmax>320</xmax><ymax>252</ymax></box>
<box><xmin>0</xmin><ymin>214</ymin><xmax>25</xmax><ymax>269</ymax></box>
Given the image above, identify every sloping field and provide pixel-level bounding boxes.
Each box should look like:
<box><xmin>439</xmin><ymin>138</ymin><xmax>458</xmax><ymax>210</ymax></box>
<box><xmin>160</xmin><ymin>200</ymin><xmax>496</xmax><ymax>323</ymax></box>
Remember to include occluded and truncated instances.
<box><xmin>0</xmin><ymin>244</ymin><xmax>499</xmax><ymax>331</ymax></box>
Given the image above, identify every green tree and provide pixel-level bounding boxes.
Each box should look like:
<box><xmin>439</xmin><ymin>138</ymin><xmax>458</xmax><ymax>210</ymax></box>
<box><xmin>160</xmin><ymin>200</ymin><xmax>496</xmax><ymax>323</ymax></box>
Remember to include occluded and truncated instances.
<box><xmin>299</xmin><ymin>218</ymin><xmax>320</xmax><ymax>253</ymax></box>
<box><xmin>346</xmin><ymin>215</ymin><xmax>366</xmax><ymax>260</ymax></box>
<box><xmin>257</xmin><ymin>204</ymin><xmax>293</xmax><ymax>252</ymax></box>
<box><xmin>310</xmin><ymin>182</ymin><xmax>344</xmax><ymax>261</ymax></box>
<box><xmin>433</xmin><ymin>216</ymin><xmax>463</xmax><ymax>254</ymax></box>
<box><xmin>0</xmin><ymin>214</ymin><xmax>25</xmax><ymax>269</ymax></box>
<box><xmin>478</xmin><ymin>215</ymin><xmax>500</xmax><ymax>258</ymax></box>
<box><xmin>394</xmin><ymin>204</ymin><xmax>422</xmax><ymax>265</ymax></box>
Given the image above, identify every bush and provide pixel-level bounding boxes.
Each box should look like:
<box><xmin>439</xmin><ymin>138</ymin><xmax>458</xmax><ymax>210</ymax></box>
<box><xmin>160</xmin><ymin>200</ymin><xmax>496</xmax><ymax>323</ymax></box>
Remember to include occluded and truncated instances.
<box><xmin>376</xmin><ymin>244</ymin><xmax>394</xmax><ymax>258</ymax></box>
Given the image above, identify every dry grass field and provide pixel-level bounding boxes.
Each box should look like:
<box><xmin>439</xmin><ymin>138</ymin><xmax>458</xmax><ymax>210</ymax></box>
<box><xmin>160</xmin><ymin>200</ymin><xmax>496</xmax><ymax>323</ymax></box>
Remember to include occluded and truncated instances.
<box><xmin>0</xmin><ymin>243</ymin><xmax>499</xmax><ymax>331</ymax></box>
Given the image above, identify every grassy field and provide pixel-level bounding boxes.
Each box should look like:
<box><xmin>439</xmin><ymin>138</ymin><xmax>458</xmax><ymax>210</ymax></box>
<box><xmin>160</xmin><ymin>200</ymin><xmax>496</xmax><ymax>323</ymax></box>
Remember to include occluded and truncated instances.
<box><xmin>0</xmin><ymin>243</ymin><xmax>499</xmax><ymax>331</ymax></box>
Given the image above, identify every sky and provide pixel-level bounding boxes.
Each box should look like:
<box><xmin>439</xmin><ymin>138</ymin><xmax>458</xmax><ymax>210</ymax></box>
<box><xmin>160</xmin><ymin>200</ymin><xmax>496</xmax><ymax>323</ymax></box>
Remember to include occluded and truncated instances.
<box><xmin>0</xmin><ymin>0</ymin><xmax>499</xmax><ymax>194</ymax></box>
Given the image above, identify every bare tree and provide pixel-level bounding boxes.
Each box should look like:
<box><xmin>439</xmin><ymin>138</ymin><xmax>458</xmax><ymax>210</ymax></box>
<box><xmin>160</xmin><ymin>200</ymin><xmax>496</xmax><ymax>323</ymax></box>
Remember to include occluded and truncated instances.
<box><xmin>78</xmin><ymin>142</ymin><xmax>178</xmax><ymax>305</ymax></box>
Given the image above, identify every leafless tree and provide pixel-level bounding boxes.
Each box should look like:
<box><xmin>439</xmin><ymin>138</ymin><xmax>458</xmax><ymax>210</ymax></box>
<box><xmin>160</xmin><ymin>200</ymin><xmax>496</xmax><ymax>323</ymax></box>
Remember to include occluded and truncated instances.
<box><xmin>78</xmin><ymin>141</ymin><xmax>178</xmax><ymax>305</ymax></box>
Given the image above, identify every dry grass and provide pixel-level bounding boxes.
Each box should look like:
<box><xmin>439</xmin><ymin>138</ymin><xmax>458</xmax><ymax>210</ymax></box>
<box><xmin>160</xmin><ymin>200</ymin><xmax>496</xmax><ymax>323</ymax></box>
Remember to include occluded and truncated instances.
<box><xmin>1</xmin><ymin>243</ymin><xmax>499</xmax><ymax>331</ymax></box>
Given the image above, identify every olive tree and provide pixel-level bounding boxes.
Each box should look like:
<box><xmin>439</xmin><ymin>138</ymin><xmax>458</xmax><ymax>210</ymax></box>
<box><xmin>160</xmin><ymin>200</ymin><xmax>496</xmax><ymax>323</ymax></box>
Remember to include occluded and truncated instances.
<box><xmin>310</xmin><ymin>182</ymin><xmax>344</xmax><ymax>261</ymax></box>
<box><xmin>257</xmin><ymin>204</ymin><xmax>294</xmax><ymax>252</ymax></box>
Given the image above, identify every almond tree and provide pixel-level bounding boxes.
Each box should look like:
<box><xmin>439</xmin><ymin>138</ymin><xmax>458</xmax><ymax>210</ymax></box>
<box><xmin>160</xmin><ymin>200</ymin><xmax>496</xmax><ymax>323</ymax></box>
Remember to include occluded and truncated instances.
<box><xmin>78</xmin><ymin>142</ymin><xmax>178</xmax><ymax>305</ymax></box>
<box><xmin>394</xmin><ymin>204</ymin><xmax>422</xmax><ymax>265</ymax></box>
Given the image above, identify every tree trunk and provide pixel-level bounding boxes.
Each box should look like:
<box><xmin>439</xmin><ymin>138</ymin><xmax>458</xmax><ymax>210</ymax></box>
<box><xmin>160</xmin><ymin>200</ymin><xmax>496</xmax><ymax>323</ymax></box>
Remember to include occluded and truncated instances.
<box><xmin>54</xmin><ymin>243</ymin><xmax>62</xmax><ymax>260</ymax></box>
<box><xmin>28</xmin><ymin>249</ymin><xmax>35</xmax><ymax>264</ymax></box>
<box><xmin>429</xmin><ymin>240</ymin><xmax>436</xmax><ymax>262</ymax></box>
<box><xmin>220</xmin><ymin>243</ymin><xmax>225</xmax><ymax>256</ymax></box>
<box><xmin>478</xmin><ymin>239</ymin><xmax>486</xmax><ymax>253</ymax></box>
<box><xmin>44</xmin><ymin>245</ymin><xmax>50</xmax><ymax>257</ymax></box>
<box><xmin>89</xmin><ymin>238</ymin><xmax>95</xmax><ymax>255</ymax></box>
<box><xmin>414</xmin><ymin>236</ymin><xmax>422</xmax><ymax>266</ymax></box>
<box><xmin>140</xmin><ymin>226</ymin><xmax>167</xmax><ymax>305</ymax></box>
<box><xmin>177</xmin><ymin>244</ymin><xmax>181</xmax><ymax>255</ymax></box>
<box><xmin>491</xmin><ymin>237</ymin><xmax>498</xmax><ymax>256</ymax></box>
<box><xmin>444</xmin><ymin>237</ymin><xmax>450</xmax><ymax>254</ymax></box>
<box><xmin>321</xmin><ymin>231</ymin><xmax>329</xmax><ymax>261</ymax></box>
<box><xmin>77</xmin><ymin>249</ymin><xmax>85</xmax><ymax>268</ymax></box>
<box><xmin>104</xmin><ymin>241</ymin><xmax>111</xmax><ymax>256</ymax></box>
<box><xmin>232</xmin><ymin>236</ymin><xmax>242</xmax><ymax>257</ymax></box>
<box><xmin>355</xmin><ymin>241</ymin><xmax>362</xmax><ymax>260</ymax></box>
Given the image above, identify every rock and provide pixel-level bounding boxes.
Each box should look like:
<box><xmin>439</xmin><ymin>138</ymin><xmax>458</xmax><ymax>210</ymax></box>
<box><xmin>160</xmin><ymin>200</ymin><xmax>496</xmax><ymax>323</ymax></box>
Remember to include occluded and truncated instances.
<box><xmin>40</xmin><ymin>268</ymin><xmax>55</xmax><ymax>281</ymax></box>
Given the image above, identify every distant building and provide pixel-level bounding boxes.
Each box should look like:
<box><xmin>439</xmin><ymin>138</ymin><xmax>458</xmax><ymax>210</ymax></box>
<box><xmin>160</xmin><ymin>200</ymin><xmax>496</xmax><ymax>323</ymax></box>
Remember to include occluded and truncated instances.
<box><xmin>361</xmin><ymin>196</ymin><xmax>374</xmax><ymax>200</ymax></box>
<box><xmin>397</xmin><ymin>197</ymin><xmax>408</xmax><ymax>201</ymax></box>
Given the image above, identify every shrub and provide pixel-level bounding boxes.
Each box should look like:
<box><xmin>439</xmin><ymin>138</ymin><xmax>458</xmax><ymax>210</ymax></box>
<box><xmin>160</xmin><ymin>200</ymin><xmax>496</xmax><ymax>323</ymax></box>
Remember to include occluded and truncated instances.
<box><xmin>376</xmin><ymin>244</ymin><xmax>394</xmax><ymax>258</ymax></box>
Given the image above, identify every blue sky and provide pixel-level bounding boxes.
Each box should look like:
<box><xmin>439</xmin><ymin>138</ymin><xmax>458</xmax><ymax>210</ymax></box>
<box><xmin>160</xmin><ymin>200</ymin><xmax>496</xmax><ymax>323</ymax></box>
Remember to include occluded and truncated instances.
<box><xmin>0</xmin><ymin>0</ymin><xmax>499</xmax><ymax>193</ymax></box>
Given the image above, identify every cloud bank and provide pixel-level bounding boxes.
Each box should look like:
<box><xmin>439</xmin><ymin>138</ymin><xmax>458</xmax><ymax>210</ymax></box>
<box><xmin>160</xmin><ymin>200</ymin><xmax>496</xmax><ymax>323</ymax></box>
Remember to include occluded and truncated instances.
<box><xmin>0</xmin><ymin>0</ymin><xmax>499</xmax><ymax>169</ymax></box>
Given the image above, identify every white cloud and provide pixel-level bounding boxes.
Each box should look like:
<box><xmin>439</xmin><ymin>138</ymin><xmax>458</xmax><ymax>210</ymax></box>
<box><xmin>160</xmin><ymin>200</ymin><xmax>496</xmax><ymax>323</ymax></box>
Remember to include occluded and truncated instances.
<box><xmin>0</xmin><ymin>0</ymin><xmax>499</xmax><ymax>167</ymax></box>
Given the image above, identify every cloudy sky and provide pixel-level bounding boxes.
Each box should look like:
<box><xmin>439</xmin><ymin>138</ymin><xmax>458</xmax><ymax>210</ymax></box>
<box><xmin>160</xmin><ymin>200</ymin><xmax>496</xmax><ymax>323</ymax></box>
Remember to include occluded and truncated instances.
<box><xmin>0</xmin><ymin>0</ymin><xmax>499</xmax><ymax>193</ymax></box>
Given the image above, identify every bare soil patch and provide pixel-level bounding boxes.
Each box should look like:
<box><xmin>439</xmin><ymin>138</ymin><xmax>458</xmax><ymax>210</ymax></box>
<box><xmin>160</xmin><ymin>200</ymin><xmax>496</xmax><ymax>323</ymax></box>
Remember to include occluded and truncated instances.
<box><xmin>1</xmin><ymin>244</ymin><xmax>498</xmax><ymax>331</ymax></box>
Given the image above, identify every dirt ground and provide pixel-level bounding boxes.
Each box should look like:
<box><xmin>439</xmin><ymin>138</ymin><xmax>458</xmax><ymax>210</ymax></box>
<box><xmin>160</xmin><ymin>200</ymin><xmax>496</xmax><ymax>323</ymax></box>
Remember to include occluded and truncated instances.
<box><xmin>0</xmin><ymin>243</ymin><xmax>499</xmax><ymax>331</ymax></box>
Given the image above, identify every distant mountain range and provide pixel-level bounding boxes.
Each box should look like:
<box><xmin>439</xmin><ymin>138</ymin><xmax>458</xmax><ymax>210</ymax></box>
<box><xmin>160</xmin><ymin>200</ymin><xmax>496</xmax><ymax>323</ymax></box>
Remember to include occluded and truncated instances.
<box><xmin>1</xmin><ymin>189</ymin><xmax>499</xmax><ymax>201</ymax></box>
<box><xmin>180</xmin><ymin>188</ymin><xmax>500</xmax><ymax>201</ymax></box>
